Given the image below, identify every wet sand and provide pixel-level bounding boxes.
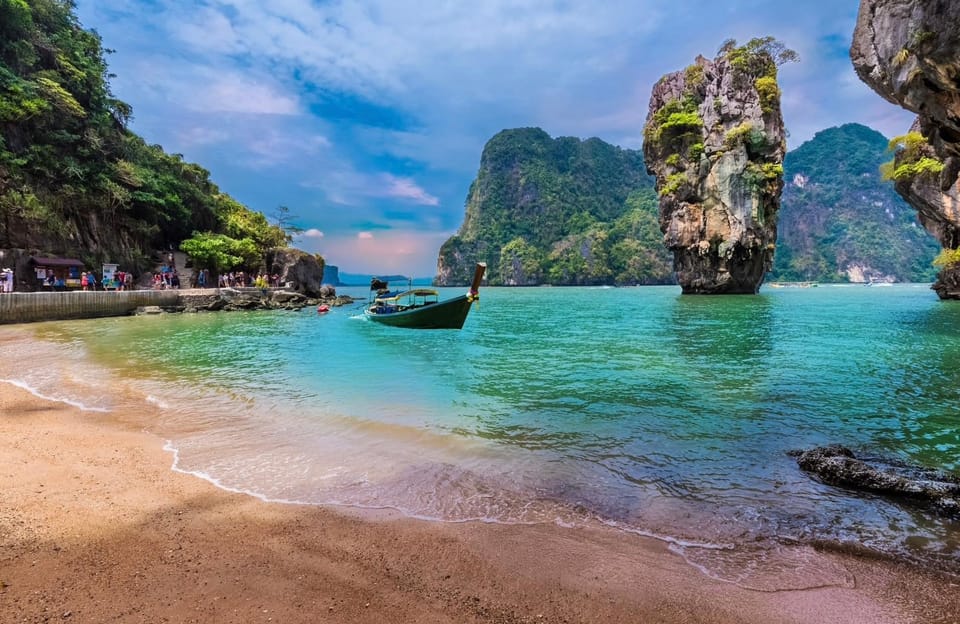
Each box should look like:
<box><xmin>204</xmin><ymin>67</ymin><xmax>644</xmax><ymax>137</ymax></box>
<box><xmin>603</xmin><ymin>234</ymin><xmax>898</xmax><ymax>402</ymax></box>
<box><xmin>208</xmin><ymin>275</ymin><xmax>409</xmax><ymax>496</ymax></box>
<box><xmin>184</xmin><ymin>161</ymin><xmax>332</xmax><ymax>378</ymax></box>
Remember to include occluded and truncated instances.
<box><xmin>2</xmin><ymin>381</ymin><xmax>958</xmax><ymax>623</ymax></box>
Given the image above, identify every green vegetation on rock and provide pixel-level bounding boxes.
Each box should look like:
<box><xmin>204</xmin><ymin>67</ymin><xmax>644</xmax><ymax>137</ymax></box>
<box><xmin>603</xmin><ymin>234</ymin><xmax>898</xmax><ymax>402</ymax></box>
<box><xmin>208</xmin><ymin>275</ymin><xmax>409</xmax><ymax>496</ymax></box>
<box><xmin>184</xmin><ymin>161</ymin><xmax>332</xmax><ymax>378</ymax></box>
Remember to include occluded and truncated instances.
<box><xmin>933</xmin><ymin>247</ymin><xmax>960</xmax><ymax>269</ymax></box>
<box><xmin>773</xmin><ymin>123</ymin><xmax>939</xmax><ymax>283</ymax></box>
<box><xmin>0</xmin><ymin>0</ymin><xmax>289</xmax><ymax>275</ymax></box>
<box><xmin>879</xmin><ymin>132</ymin><xmax>944</xmax><ymax>182</ymax></box>
<box><xmin>436</xmin><ymin>128</ymin><xmax>672</xmax><ymax>286</ymax></box>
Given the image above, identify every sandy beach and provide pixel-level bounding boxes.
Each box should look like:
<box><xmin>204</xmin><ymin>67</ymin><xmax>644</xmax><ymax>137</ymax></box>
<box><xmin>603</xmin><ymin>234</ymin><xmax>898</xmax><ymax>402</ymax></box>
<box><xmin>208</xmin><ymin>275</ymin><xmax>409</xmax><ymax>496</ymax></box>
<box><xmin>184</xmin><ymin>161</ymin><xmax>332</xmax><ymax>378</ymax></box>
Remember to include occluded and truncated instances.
<box><xmin>1</xmin><ymin>381</ymin><xmax>958</xmax><ymax>624</ymax></box>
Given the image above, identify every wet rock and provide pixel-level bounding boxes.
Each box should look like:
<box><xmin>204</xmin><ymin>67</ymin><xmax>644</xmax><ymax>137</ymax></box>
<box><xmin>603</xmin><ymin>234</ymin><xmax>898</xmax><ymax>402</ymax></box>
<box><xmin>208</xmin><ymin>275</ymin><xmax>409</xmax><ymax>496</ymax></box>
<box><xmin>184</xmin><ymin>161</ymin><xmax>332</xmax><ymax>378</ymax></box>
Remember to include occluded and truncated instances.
<box><xmin>273</xmin><ymin>291</ymin><xmax>307</xmax><ymax>305</ymax></box>
<box><xmin>794</xmin><ymin>444</ymin><xmax>960</xmax><ymax>516</ymax></box>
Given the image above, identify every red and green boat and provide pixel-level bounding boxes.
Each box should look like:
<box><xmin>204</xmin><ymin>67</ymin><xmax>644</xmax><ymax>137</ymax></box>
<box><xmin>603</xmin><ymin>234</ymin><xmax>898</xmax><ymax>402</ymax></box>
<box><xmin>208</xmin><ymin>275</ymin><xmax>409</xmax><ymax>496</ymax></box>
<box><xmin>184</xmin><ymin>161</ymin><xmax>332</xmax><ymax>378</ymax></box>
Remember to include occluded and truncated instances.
<box><xmin>364</xmin><ymin>263</ymin><xmax>486</xmax><ymax>330</ymax></box>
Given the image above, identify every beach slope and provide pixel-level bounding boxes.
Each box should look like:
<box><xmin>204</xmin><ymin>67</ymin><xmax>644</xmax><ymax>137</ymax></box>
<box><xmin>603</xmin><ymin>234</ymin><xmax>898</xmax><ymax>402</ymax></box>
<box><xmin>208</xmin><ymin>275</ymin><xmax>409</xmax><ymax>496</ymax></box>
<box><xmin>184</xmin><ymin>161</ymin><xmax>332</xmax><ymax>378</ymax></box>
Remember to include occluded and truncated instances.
<box><xmin>1</xmin><ymin>383</ymin><xmax>956</xmax><ymax>623</ymax></box>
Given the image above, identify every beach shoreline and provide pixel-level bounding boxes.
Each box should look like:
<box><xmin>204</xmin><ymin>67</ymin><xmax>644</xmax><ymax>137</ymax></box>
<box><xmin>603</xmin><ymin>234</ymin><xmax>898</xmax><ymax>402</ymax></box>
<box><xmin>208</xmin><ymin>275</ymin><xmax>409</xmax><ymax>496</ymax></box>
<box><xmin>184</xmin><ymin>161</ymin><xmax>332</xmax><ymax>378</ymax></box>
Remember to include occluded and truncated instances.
<box><xmin>2</xmin><ymin>381</ymin><xmax>959</xmax><ymax>623</ymax></box>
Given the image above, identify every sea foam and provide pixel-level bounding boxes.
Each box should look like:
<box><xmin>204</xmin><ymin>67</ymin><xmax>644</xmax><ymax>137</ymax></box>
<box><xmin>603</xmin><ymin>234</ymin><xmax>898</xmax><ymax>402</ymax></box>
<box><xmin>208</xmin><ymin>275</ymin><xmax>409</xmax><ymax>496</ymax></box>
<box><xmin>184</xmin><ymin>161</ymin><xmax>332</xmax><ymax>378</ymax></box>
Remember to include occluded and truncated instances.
<box><xmin>0</xmin><ymin>378</ymin><xmax>110</xmax><ymax>413</ymax></box>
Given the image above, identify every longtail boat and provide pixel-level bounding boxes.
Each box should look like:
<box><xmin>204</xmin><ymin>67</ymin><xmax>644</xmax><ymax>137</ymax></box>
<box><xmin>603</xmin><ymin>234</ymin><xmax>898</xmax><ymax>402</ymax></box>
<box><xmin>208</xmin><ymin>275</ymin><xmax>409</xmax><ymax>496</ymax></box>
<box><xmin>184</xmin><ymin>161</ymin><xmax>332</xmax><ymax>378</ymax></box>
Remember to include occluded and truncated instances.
<box><xmin>364</xmin><ymin>263</ymin><xmax>486</xmax><ymax>329</ymax></box>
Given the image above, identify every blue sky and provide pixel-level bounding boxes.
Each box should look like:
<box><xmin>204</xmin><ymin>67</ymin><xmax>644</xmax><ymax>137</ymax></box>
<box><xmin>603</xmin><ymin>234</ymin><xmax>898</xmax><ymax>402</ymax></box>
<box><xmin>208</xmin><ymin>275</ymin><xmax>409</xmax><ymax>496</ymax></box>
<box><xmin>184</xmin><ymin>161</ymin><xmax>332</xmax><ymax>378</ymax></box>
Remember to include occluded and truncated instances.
<box><xmin>74</xmin><ymin>0</ymin><xmax>914</xmax><ymax>277</ymax></box>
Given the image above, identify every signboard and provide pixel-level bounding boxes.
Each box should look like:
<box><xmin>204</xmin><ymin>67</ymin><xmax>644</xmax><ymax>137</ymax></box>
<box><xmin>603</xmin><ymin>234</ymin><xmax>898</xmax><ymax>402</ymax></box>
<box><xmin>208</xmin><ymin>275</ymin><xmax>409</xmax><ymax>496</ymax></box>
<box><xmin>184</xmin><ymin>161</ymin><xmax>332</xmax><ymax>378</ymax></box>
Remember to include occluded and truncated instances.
<box><xmin>102</xmin><ymin>263</ymin><xmax>119</xmax><ymax>290</ymax></box>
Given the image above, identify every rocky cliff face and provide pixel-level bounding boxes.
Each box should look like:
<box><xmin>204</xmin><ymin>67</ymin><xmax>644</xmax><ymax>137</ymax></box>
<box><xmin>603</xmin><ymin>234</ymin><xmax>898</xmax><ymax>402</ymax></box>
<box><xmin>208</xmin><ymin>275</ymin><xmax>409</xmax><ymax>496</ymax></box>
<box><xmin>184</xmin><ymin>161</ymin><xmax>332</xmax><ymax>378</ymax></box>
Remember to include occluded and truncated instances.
<box><xmin>435</xmin><ymin>128</ymin><xmax>670</xmax><ymax>286</ymax></box>
<box><xmin>266</xmin><ymin>248</ymin><xmax>325</xmax><ymax>297</ymax></box>
<box><xmin>851</xmin><ymin>0</ymin><xmax>960</xmax><ymax>298</ymax></box>
<box><xmin>643</xmin><ymin>42</ymin><xmax>788</xmax><ymax>294</ymax></box>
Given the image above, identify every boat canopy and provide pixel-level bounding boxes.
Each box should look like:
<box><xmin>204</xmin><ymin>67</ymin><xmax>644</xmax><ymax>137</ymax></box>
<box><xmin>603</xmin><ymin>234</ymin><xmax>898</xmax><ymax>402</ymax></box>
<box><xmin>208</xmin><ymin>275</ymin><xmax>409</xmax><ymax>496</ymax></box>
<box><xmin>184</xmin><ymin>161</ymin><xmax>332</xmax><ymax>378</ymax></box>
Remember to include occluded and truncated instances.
<box><xmin>375</xmin><ymin>288</ymin><xmax>439</xmax><ymax>303</ymax></box>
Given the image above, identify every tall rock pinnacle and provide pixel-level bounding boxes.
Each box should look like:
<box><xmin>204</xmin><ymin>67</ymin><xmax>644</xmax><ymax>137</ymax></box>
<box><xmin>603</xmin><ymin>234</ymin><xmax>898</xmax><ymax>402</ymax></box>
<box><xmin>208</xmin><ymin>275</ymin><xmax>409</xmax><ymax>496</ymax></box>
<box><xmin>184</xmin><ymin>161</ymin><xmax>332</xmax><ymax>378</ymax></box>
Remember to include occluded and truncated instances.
<box><xmin>643</xmin><ymin>39</ymin><xmax>792</xmax><ymax>294</ymax></box>
<box><xmin>851</xmin><ymin>0</ymin><xmax>960</xmax><ymax>299</ymax></box>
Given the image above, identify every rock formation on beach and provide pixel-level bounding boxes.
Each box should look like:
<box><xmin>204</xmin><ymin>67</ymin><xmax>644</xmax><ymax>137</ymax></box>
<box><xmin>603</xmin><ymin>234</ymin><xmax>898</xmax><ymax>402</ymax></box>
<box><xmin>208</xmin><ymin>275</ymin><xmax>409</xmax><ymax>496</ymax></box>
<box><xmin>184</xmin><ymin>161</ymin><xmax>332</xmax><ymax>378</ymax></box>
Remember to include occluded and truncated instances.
<box><xmin>266</xmin><ymin>248</ymin><xmax>325</xmax><ymax>297</ymax></box>
<box><xmin>643</xmin><ymin>39</ymin><xmax>791</xmax><ymax>294</ymax></box>
<box><xmin>794</xmin><ymin>444</ymin><xmax>960</xmax><ymax>517</ymax></box>
<box><xmin>851</xmin><ymin>0</ymin><xmax>960</xmax><ymax>298</ymax></box>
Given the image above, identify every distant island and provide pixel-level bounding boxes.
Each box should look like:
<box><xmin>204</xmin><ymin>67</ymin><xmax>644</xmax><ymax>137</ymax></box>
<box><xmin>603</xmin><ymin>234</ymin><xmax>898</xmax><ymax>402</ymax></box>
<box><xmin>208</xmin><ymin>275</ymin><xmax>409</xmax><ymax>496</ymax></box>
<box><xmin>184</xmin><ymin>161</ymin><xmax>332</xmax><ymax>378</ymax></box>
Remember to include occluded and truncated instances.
<box><xmin>326</xmin><ymin>265</ymin><xmax>432</xmax><ymax>287</ymax></box>
<box><xmin>435</xmin><ymin>124</ymin><xmax>938</xmax><ymax>286</ymax></box>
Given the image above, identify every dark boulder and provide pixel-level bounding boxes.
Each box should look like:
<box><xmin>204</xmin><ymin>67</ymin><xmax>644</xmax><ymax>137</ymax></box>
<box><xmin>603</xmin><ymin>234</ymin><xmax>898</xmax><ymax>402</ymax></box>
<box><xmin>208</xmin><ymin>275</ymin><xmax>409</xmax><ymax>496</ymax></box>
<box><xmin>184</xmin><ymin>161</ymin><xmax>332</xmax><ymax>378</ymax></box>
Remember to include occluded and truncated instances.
<box><xmin>794</xmin><ymin>444</ymin><xmax>960</xmax><ymax>516</ymax></box>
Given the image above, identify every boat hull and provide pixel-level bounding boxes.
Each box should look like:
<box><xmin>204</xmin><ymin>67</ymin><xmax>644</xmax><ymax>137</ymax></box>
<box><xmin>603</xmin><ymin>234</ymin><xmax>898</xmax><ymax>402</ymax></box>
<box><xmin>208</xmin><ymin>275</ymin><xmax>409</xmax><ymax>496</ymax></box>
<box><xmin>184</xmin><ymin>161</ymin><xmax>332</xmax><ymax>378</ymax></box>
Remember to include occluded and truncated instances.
<box><xmin>365</xmin><ymin>294</ymin><xmax>474</xmax><ymax>329</ymax></box>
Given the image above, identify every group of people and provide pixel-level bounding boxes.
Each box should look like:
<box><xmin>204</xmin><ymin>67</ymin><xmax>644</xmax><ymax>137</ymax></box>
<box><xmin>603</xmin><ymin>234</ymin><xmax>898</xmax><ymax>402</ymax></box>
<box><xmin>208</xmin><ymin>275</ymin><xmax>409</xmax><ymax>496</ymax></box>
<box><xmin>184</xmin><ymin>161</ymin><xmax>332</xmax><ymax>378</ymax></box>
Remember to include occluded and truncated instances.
<box><xmin>80</xmin><ymin>271</ymin><xmax>98</xmax><ymax>290</ymax></box>
<box><xmin>217</xmin><ymin>271</ymin><xmax>281</xmax><ymax>289</ymax></box>
<box><xmin>3</xmin><ymin>263</ymin><xmax>284</xmax><ymax>292</ymax></box>
<box><xmin>152</xmin><ymin>270</ymin><xmax>180</xmax><ymax>289</ymax></box>
<box><xmin>1</xmin><ymin>267</ymin><xmax>13</xmax><ymax>293</ymax></box>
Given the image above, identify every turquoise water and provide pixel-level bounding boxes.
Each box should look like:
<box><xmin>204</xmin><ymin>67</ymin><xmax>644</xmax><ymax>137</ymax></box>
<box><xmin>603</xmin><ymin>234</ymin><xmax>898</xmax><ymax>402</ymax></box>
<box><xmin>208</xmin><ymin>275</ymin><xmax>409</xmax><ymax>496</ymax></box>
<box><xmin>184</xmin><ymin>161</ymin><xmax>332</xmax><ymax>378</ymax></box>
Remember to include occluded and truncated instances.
<box><xmin>2</xmin><ymin>284</ymin><xmax>959</xmax><ymax>583</ymax></box>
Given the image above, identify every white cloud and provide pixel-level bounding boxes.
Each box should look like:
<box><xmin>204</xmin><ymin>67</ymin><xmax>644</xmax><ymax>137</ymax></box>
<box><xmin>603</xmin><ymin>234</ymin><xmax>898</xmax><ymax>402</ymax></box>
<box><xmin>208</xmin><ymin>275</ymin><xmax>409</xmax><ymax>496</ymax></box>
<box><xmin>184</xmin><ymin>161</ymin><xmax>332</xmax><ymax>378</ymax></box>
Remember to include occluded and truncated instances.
<box><xmin>380</xmin><ymin>174</ymin><xmax>439</xmax><ymax>206</ymax></box>
<box><xmin>175</xmin><ymin>125</ymin><xmax>230</xmax><ymax>147</ymax></box>
<box><xmin>357</xmin><ymin>231</ymin><xmax>374</xmax><ymax>239</ymax></box>
<box><xmin>121</xmin><ymin>57</ymin><xmax>299</xmax><ymax>116</ymax></box>
<box><xmin>302</xmin><ymin>228</ymin><xmax>324</xmax><ymax>238</ymax></box>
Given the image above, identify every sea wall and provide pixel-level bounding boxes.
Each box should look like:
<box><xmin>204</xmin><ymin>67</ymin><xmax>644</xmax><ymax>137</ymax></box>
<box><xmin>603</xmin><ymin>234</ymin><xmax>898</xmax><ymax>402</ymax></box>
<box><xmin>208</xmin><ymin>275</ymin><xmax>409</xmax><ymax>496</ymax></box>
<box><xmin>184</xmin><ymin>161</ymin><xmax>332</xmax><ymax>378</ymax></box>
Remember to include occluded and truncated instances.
<box><xmin>0</xmin><ymin>288</ymin><xmax>349</xmax><ymax>324</ymax></box>
<box><xmin>0</xmin><ymin>290</ymin><xmax>181</xmax><ymax>324</ymax></box>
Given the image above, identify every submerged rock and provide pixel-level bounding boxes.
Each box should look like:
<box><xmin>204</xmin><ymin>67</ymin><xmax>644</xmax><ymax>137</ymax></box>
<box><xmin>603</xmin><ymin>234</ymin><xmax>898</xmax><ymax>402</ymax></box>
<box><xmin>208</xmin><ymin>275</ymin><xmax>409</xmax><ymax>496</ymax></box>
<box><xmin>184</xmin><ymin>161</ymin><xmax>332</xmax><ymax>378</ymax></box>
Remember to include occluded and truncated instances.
<box><xmin>794</xmin><ymin>444</ymin><xmax>960</xmax><ymax>517</ymax></box>
<box><xmin>851</xmin><ymin>1</ymin><xmax>960</xmax><ymax>298</ymax></box>
<box><xmin>643</xmin><ymin>39</ymin><xmax>790</xmax><ymax>294</ymax></box>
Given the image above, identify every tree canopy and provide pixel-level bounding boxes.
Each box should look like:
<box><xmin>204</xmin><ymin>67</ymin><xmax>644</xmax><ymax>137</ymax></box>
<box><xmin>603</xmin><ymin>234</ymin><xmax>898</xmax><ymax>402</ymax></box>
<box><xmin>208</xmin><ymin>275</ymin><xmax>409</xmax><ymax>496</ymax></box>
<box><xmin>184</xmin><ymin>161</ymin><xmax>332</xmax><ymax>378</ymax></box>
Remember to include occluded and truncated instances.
<box><xmin>0</xmin><ymin>0</ymin><xmax>290</xmax><ymax>275</ymax></box>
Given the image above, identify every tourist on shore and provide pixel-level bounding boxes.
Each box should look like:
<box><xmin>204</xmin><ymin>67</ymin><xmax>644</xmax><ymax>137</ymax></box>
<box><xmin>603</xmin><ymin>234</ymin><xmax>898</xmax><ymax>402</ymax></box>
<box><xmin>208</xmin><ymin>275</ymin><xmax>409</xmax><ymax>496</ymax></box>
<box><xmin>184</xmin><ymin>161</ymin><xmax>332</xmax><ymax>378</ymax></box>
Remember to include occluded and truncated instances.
<box><xmin>124</xmin><ymin>272</ymin><xmax>133</xmax><ymax>291</ymax></box>
<box><xmin>1</xmin><ymin>268</ymin><xmax>12</xmax><ymax>293</ymax></box>
<box><xmin>81</xmin><ymin>272</ymin><xmax>88</xmax><ymax>291</ymax></box>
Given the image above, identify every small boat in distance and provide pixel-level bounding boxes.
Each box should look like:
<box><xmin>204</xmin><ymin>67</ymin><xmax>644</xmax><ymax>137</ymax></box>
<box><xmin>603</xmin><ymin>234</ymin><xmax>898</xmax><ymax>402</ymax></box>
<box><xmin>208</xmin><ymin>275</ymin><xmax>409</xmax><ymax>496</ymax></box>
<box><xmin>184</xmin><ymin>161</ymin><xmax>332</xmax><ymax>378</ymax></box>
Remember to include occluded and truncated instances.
<box><xmin>365</xmin><ymin>263</ymin><xmax>486</xmax><ymax>329</ymax></box>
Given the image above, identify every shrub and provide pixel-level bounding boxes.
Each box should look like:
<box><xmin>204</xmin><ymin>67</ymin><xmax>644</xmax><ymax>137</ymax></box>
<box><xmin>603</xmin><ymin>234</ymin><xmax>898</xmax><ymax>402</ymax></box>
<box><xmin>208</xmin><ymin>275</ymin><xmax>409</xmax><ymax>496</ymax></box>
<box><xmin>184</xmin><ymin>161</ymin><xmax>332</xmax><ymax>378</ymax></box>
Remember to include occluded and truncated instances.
<box><xmin>881</xmin><ymin>132</ymin><xmax>944</xmax><ymax>182</ymax></box>
<box><xmin>933</xmin><ymin>248</ymin><xmax>960</xmax><ymax>268</ymax></box>
<box><xmin>645</xmin><ymin>96</ymin><xmax>702</xmax><ymax>146</ymax></box>
<box><xmin>684</xmin><ymin>64</ymin><xmax>705</xmax><ymax>91</ymax></box>
<box><xmin>754</xmin><ymin>76</ymin><xmax>780</xmax><ymax>113</ymax></box>
<box><xmin>743</xmin><ymin>162</ymin><xmax>783</xmax><ymax>194</ymax></box>
<box><xmin>724</xmin><ymin>122</ymin><xmax>767</xmax><ymax>152</ymax></box>
<box><xmin>661</xmin><ymin>172</ymin><xmax>688</xmax><ymax>196</ymax></box>
<box><xmin>884</xmin><ymin>157</ymin><xmax>944</xmax><ymax>182</ymax></box>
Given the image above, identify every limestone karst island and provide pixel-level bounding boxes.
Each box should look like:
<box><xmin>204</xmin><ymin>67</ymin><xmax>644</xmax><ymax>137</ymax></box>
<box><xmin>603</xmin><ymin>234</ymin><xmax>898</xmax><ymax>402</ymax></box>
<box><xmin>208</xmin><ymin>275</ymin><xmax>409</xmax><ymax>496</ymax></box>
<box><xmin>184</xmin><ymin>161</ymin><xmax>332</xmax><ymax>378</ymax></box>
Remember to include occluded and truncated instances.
<box><xmin>1</xmin><ymin>1</ymin><xmax>959</xmax><ymax>623</ymax></box>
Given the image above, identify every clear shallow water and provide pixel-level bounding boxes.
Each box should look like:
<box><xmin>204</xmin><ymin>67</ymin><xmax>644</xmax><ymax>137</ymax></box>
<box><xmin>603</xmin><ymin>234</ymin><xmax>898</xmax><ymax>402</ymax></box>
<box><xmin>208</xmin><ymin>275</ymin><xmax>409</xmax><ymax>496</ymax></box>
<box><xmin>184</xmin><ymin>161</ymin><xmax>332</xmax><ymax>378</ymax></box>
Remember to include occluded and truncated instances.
<box><xmin>2</xmin><ymin>284</ymin><xmax>959</xmax><ymax>585</ymax></box>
